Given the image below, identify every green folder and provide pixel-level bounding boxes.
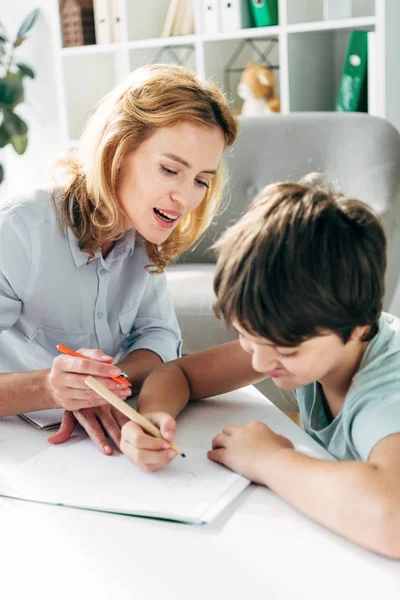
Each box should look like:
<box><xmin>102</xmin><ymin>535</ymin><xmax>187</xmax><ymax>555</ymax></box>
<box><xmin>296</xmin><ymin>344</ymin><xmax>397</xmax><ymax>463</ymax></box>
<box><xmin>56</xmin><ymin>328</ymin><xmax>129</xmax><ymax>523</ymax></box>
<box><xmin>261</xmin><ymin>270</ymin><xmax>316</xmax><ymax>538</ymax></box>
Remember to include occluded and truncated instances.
<box><xmin>248</xmin><ymin>0</ymin><xmax>278</xmax><ymax>27</ymax></box>
<box><xmin>336</xmin><ymin>31</ymin><xmax>368</xmax><ymax>112</ymax></box>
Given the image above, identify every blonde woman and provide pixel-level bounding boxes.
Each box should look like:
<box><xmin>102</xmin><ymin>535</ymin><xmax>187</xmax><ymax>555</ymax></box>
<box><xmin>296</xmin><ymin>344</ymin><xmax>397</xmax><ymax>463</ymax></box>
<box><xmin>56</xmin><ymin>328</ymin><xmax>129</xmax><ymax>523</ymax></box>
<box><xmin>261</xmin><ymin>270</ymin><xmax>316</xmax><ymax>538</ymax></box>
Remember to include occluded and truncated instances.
<box><xmin>0</xmin><ymin>64</ymin><xmax>238</xmax><ymax>454</ymax></box>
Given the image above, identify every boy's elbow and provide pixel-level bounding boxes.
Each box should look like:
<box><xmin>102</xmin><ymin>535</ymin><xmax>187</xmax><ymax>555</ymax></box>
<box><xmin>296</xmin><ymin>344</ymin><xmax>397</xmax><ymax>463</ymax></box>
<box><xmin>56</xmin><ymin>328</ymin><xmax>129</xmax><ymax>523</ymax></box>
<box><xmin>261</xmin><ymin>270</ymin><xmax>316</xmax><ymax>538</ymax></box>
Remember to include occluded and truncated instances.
<box><xmin>368</xmin><ymin>500</ymin><xmax>400</xmax><ymax>559</ymax></box>
<box><xmin>379</xmin><ymin>525</ymin><xmax>400</xmax><ymax>559</ymax></box>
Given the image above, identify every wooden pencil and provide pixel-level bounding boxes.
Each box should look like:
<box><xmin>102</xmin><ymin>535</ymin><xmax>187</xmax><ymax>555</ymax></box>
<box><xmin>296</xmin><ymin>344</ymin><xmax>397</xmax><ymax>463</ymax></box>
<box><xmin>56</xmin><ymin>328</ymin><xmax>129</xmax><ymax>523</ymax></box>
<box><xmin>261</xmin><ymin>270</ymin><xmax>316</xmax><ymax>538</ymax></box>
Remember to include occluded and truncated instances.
<box><xmin>84</xmin><ymin>376</ymin><xmax>184</xmax><ymax>457</ymax></box>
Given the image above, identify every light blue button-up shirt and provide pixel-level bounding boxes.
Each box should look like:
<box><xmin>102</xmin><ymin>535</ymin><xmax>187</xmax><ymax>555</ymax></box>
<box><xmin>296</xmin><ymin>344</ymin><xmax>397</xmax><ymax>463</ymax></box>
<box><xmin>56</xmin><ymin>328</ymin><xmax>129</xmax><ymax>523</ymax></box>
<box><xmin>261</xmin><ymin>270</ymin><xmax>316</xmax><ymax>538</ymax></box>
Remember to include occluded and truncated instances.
<box><xmin>0</xmin><ymin>188</ymin><xmax>182</xmax><ymax>372</ymax></box>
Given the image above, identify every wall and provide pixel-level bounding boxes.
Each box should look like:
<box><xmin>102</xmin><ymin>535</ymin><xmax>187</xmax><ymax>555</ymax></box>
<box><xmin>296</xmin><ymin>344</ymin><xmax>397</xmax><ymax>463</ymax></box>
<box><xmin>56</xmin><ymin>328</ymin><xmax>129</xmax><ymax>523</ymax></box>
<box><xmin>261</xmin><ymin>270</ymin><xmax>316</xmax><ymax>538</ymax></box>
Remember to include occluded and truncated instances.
<box><xmin>0</xmin><ymin>0</ymin><xmax>62</xmax><ymax>199</ymax></box>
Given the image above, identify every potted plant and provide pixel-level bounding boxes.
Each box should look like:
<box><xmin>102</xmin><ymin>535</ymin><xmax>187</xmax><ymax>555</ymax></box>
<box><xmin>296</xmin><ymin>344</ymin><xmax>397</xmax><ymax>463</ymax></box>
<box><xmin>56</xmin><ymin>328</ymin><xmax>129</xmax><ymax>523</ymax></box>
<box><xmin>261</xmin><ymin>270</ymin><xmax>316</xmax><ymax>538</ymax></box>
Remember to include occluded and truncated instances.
<box><xmin>0</xmin><ymin>8</ymin><xmax>40</xmax><ymax>184</ymax></box>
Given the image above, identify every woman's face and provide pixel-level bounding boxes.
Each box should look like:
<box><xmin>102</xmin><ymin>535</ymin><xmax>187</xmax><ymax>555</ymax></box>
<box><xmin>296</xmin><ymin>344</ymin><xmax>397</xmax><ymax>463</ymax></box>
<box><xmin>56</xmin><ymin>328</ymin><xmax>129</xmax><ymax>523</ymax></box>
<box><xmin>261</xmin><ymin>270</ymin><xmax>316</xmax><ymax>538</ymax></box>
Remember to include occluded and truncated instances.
<box><xmin>117</xmin><ymin>121</ymin><xmax>225</xmax><ymax>244</ymax></box>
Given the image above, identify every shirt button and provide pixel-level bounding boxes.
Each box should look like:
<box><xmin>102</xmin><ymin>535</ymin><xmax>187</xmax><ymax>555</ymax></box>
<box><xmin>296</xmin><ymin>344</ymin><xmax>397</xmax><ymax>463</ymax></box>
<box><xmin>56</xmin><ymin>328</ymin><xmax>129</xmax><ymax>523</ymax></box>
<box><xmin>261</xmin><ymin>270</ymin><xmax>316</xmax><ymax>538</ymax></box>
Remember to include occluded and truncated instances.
<box><xmin>97</xmin><ymin>311</ymin><xmax>104</xmax><ymax>319</ymax></box>
<box><xmin>100</xmin><ymin>269</ymin><xmax>108</xmax><ymax>276</ymax></box>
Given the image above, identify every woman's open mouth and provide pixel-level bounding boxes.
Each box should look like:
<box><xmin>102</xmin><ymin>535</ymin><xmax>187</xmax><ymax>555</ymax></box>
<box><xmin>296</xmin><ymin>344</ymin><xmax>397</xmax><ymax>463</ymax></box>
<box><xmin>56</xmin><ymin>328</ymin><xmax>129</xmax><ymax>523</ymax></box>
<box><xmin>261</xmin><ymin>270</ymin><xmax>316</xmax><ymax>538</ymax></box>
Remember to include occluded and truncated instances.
<box><xmin>153</xmin><ymin>208</ymin><xmax>180</xmax><ymax>229</ymax></box>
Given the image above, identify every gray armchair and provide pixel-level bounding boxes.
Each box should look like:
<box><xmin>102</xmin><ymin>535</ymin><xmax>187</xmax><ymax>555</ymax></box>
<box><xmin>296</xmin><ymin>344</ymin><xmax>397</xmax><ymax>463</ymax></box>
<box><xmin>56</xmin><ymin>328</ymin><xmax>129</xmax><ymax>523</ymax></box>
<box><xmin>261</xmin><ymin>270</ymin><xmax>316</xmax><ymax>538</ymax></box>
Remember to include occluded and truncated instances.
<box><xmin>166</xmin><ymin>114</ymin><xmax>400</xmax><ymax>410</ymax></box>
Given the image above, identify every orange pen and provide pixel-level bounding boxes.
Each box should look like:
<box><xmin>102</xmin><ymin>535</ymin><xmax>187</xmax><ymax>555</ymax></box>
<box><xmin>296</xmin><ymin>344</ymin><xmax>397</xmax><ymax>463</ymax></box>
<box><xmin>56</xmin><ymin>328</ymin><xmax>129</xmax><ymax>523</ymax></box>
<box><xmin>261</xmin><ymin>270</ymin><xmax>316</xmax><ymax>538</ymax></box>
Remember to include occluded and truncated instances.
<box><xmin>57</xmin><ymin>344</ymin><xmax>131</xmax><ymax>387</ymax></box>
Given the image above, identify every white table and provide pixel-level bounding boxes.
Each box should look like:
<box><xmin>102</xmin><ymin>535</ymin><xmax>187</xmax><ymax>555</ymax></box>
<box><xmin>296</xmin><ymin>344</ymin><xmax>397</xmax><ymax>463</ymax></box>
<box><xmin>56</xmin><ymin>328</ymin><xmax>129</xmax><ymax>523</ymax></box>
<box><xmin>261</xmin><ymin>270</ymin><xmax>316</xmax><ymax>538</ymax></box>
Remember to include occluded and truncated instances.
<box><xmin>1</xmin><ymin>386</ymin><xmax>399</xmax><ymax>600</ymax></box>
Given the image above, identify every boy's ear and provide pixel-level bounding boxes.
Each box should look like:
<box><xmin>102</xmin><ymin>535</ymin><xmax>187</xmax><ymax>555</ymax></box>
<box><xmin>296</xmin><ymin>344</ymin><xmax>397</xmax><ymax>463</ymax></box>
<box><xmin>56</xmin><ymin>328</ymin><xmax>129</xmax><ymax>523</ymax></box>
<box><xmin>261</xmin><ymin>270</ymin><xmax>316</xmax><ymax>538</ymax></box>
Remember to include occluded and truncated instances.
<box><xmin>350</xmin><ymin>325</ymin><xmax>370</xmax><ymax>341</ymax></box>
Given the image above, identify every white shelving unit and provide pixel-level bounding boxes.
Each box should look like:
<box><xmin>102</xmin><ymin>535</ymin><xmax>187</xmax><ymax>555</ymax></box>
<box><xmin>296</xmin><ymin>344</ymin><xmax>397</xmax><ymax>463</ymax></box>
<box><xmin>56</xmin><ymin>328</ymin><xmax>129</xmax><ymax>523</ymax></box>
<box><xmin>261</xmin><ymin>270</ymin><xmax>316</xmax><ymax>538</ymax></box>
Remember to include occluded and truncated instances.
<box><xmin>4</xmin><ymin>0</ymin><xmax>400</xmax><ymax>185</ymax></box>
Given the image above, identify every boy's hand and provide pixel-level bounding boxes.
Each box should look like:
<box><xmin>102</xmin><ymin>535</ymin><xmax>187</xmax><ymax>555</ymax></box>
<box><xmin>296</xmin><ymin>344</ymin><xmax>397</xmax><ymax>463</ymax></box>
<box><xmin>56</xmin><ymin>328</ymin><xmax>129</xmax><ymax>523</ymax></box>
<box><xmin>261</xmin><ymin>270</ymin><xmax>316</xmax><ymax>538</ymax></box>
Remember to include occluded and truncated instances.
<box><xmin>208</xmin><ymin>421</ymin><xmax>294</xmax><ymax>485</ymax></box>
<box><xmin>120</xmin><ymin>412</ymin><xmax>177</xmax><ymax>472</ymax></box>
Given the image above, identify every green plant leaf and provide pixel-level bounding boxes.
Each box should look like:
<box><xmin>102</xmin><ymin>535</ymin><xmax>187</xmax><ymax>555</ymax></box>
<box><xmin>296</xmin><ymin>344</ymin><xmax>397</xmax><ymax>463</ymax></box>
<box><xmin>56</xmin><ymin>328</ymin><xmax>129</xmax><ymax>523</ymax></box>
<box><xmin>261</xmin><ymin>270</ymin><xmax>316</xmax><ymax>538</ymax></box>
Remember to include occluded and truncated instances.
<box><xmin>16</xmin><ymin>62</ymin><xmax>35</xmax><ymax>78</ymax></box>
<box><xmin>0</xmin><ymin>73</ymin><xmax>23</xmax><ymax>106</ymax></box>
<box><xmin>0</xmin><ymin>163</ymin><xmax>4</xmax><ymax>184</ymax></box>
<box><xmin>11</xmin><ymin>133</ymin><xmax>28</xmax><ymax>155</ymax></box>
<box><xmin>0</xmin><ymin>21</ymin><xmax>9</xmax><ymax>43</ymax></box>
<box><xmin>0</xmin><ymin>124</ymin><xmax>10</xmax><ymax>148</ymax></box>
<box><xmin>14</xmin><ymin>8</ymin><xmax>40</xmax><ymax>46</ymax></box>
<box><xmin>2</xmin><ymin>111</ymin><xmax>28</xmax><ymax>138</ymax></box>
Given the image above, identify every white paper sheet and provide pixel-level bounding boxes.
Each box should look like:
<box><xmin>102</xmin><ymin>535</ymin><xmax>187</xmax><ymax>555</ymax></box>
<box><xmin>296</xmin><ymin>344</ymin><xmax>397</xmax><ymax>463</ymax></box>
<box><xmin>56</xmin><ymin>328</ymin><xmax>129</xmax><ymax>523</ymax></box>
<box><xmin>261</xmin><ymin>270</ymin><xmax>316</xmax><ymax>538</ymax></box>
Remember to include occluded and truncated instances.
<box><xmin>0</xmin><ymin>438</ymin><xmax>249</xmax><ymax>524</ymax></box>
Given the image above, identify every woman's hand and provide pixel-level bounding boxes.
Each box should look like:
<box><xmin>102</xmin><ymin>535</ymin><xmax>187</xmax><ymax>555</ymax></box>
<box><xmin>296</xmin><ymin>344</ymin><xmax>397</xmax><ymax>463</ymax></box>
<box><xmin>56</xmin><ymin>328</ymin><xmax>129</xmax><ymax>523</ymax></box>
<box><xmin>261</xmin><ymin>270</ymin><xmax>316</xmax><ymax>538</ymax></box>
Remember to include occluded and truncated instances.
<box><xmin>208</xmin><ymin>421</ymin><xmax>294</xmax><ymax>485</ymax></box>
<box><xmin>47</xmin><ymin>406</ymin><xmax>130</xmax><ymax>454</ymax></box>
<box><xmin>120</xmin><ymin>412</ymin><xmax>178</xmax><ymax>471</ymax></box>
<box><xmin>47</xmin><ymin>348</ymin><xmax>131</xmax><ymax>453</ymax></box>
<box><xmin>47</xmin><ymin>348</ymin><xmax>130</xmax><ymax>410</ymax></box>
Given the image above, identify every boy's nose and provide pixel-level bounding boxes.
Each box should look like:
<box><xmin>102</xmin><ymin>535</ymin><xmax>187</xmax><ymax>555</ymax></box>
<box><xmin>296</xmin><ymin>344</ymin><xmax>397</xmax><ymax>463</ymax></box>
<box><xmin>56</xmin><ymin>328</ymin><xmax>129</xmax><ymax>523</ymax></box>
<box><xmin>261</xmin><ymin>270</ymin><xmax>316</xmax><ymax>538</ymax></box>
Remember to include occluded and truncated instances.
<box><xmin>252</xmin><ymin>352</ymin><xmax>280</xmax><ymax>374</ymax></box>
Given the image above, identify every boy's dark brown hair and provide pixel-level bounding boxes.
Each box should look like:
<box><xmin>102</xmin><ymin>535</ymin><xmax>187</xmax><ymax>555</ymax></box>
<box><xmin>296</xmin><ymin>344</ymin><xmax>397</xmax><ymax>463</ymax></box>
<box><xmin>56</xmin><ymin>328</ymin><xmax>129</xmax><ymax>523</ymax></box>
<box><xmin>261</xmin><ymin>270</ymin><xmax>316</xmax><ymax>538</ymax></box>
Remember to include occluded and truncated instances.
<box><xmin>213</xmin><ymin>175</ymin><xmax>387</xmax><ymax>346</ymax></box>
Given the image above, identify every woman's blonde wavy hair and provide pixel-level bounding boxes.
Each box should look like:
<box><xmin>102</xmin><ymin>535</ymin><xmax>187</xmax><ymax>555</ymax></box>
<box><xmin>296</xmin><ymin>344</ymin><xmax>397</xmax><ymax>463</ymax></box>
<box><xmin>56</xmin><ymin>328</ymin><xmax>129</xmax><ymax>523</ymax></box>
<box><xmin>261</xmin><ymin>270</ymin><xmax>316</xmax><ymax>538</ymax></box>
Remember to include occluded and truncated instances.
<box><xmin>52</xmin><ymin>64</ymin><xmax>238</xmax><ymax>272</ymax></box>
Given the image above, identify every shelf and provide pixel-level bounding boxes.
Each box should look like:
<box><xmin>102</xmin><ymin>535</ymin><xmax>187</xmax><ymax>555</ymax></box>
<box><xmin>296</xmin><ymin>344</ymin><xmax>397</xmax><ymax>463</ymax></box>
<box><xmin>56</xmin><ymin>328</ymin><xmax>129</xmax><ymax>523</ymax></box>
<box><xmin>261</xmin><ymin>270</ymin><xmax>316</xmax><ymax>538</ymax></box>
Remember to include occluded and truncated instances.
<box><xmin>60</xmin><ymin>17</ymin><xmax>375</xmax><ymax>57</ymax></box>
<box><xmin>286</xmin><ymin>16</ymin><xmax>376</xmax><ymax>34</ymax></box>
<box><xmin>203</xmin><ymin>36</ymin><xmax>280</xmax><ymax>111</ymax></box>
<box><xmin>202</xmin><ymin>26</ymin><xmax>280</xmax><ymax>43</ymax></box>
<box><xmin>50</xmin><ymin>0</ymin><xmax>400</xmax><ymax>144</ymax></box>
<box><xmin>127</xmin><ymin>35</ymin><xmax>198</xmax><ymax>50</ymax></box>
<box><xmin>61</xmin><ymin>43</ymin><xmax>124</xmax><ymax>56</ymax></box>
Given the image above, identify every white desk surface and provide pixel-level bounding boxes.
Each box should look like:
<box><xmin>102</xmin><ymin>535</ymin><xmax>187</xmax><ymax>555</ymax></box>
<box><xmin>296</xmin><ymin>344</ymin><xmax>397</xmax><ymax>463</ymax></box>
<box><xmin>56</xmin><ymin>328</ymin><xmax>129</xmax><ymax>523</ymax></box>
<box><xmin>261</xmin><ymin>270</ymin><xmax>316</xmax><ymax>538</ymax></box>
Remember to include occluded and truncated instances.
<box><xmin>1</xmin><ymin>386</ymin><xmax>399</xmax><ymax>600</ymax></box>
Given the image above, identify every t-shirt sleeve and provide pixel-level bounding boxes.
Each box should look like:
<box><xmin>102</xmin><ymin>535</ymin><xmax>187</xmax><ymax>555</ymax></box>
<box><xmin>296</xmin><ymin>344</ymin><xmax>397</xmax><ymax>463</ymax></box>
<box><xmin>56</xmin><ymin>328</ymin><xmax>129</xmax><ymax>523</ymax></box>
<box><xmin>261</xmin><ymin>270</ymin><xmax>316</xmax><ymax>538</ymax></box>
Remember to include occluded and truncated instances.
<box><xmin>350</xmin><ymin>396</ymin><xmax>400</xmax><ymax>461</ymax></box>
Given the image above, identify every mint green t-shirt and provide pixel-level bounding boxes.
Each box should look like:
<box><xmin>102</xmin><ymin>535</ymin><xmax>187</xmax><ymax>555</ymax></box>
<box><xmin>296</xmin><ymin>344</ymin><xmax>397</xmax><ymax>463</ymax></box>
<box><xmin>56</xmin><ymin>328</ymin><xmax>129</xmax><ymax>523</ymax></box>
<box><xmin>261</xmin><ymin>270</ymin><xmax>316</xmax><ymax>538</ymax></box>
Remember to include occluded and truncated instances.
<box><xmin>295</xmin><ymin>313</ymin><xmax>400</xmax><ymax>461</ymax></box>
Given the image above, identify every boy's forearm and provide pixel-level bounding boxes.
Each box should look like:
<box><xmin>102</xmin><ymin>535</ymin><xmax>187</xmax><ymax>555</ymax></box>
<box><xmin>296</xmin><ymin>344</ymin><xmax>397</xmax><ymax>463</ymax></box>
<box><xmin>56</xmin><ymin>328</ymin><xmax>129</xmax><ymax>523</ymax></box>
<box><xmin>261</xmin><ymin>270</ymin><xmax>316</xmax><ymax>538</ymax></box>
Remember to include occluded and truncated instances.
<box><xmin>137</xmin><ymin>363</ymin><xmax>190</xmax><ymax>418</ymax></box>
<box><xmin>258</xmin><ymin>450</ymin><xmax>400</xmax><ymax>557</ymax></box>
<box><xmin>136</xmin><ymin>341</ymin><xmax>262</xmax><ymax>418</ymax></box>
<box><xmin>0</xmin><ymin>370</ymin><xmax>55</xmax><ymax>416</ymax></box>
<box><xmin>117</xmin><ymin>349</ymin><xmax>163</xmax><ymax>394</ymax></box>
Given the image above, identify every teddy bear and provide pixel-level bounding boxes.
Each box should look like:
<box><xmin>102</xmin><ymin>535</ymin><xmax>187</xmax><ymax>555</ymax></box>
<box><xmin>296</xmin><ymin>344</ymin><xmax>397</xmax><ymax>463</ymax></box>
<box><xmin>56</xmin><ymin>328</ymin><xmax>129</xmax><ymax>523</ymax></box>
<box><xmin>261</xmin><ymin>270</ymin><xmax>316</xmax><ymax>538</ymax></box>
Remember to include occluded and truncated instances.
<box><xmin>237</xmin><ymin>61</ymin><xmax>281</xmax><ymax>116</ymax></box>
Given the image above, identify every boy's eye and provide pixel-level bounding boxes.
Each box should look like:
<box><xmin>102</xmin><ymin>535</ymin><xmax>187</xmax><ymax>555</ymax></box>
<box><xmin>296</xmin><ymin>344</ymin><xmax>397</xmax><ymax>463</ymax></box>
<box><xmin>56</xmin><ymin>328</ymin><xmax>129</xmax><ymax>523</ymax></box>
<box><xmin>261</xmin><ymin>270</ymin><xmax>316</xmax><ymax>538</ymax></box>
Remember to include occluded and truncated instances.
<box><xmin>277</xmin><ymin>351</ymin><xmax>297</xmax><ymax>359</ymax></box>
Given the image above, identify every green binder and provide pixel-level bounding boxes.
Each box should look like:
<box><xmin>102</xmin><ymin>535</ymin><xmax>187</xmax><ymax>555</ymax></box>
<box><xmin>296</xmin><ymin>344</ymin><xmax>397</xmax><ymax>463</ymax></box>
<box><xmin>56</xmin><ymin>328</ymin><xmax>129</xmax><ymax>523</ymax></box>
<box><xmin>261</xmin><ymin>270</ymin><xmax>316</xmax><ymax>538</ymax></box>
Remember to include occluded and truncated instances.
<box><xmin>248</xmin><ymin>0</ymin><xmax>278</xmax><ymax>27</ymax></box>
<box><xmin>336</xmin><ymin>31</ymin><xmax>368</xmax><ymax>112</ymax></box>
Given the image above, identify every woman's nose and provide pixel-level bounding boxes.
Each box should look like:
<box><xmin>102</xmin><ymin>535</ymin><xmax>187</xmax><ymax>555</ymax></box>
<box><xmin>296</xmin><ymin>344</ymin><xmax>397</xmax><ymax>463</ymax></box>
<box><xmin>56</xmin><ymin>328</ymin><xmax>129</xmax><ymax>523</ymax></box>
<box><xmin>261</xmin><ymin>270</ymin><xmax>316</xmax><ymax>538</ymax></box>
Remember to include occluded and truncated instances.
<box><xmin>171</xmin><ymin>180</ymin><xmax>195</xmax><ymax>210</ymax></box>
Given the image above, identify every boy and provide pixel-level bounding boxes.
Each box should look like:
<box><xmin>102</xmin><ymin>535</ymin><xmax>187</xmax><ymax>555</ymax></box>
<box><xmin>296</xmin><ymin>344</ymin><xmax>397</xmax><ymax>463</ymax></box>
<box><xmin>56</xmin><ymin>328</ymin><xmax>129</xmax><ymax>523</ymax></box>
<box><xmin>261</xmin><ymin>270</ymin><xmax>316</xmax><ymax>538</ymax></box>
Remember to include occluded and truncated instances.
<box><xmin>120</xmin><ymin>176</ymin><xmax>400</xmax><ymax>557</ymax></box>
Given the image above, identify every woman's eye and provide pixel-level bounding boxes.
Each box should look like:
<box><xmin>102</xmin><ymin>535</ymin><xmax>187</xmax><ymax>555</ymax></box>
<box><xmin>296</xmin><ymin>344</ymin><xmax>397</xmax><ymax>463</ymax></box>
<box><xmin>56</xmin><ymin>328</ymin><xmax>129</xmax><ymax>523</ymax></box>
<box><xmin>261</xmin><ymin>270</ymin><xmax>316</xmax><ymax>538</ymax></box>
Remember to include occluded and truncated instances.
<box><xmin>195</xmin><ymin>178</ymin><xmax>209</xmax><ymax>188</ymax></box>
<box><xmin>161</xmin><ymin>165</ymin><xmax>177</xmax><ymax>176</ymax></box>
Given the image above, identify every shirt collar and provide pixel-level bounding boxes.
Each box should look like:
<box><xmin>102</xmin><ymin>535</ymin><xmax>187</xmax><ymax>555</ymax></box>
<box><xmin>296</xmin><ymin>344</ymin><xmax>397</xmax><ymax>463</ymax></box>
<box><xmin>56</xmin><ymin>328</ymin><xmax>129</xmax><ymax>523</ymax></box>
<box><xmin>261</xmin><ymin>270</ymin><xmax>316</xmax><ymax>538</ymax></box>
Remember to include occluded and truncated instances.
<box><xmin>67</xmin><ymin>227</ymin><xmax>135</xmax><ymax>268</ymax></box>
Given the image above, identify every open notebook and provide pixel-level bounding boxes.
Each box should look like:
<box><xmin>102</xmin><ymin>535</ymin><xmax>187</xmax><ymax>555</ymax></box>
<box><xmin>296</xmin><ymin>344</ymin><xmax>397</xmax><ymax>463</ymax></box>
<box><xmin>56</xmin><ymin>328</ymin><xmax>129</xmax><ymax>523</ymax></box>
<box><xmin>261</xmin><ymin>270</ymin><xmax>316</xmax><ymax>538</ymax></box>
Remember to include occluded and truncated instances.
<box><xmin>19</xmin><ymin>408</ymin><xmax>64</xmax><ymax>430</ymax></box>
<box><xmin>0</xmin><ymin>438</ymin><xmax>249</xmax><ymax>525</ymax></box>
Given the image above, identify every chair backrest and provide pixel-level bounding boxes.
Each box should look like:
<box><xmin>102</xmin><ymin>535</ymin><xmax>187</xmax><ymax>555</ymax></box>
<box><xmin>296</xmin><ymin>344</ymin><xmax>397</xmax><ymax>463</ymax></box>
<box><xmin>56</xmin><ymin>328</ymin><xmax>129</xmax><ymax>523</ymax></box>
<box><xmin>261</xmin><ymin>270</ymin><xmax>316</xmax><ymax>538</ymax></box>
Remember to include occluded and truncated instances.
<box><xmin>183</xmin><ymin>112</ymin><xmax>400</xmax><ymax>259</ymax></box>
<box><xmin>181</xmin><ymin>112</ymin><xmax>400</xmax><ymax>311</ymax></box>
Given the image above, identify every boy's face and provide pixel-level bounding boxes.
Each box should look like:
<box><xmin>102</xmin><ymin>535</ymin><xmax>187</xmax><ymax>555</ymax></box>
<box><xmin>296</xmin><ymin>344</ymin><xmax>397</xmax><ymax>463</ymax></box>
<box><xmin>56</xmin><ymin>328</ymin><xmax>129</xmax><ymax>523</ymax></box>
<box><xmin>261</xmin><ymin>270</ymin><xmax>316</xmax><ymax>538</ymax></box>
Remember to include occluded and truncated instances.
<box><xmin>233</xmin><ymin>322</ymin><xmax>357</xmax><ymax>390</ymax></box>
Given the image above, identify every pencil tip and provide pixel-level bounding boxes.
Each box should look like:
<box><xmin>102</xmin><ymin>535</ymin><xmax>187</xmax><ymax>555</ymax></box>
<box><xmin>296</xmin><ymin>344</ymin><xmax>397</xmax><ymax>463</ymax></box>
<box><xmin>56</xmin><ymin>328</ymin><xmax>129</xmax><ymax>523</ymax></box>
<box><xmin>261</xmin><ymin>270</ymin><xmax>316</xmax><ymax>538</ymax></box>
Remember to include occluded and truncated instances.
<box><xmin>181</xmin><ymin>453</ymin><xmax>186</xmax><ymax>458</ymax></box>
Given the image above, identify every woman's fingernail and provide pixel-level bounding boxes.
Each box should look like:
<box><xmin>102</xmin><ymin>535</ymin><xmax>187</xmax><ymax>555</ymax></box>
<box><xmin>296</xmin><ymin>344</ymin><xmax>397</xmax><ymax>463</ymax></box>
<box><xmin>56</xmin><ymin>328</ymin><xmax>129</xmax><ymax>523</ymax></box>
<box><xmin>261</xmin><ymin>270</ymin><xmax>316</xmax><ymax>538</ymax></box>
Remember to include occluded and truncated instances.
<box><xmin>104</xmin><ymin>445</ymin><xmax>112</xmax><ymax>454</ymax></box>
<box><xmin>109</xmin><ymin>368</ymin><xmax>120</xmax><ymax>376</ymax></box>
<box><xmin>162</xmin><ymin>442</ymin><xmax>170</xmax><ymax>449</ymax></box>
<box><xmin>168</xmin><ymin>450</ymin><xmax>176</xmax><ymax>459</ymax></box>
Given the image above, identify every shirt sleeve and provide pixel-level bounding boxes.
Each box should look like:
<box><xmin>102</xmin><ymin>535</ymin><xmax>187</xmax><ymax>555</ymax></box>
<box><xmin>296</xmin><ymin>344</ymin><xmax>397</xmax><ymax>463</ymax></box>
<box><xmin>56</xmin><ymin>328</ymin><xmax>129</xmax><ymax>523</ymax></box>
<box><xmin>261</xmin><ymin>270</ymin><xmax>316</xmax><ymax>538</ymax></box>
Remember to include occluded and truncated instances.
<box><xmin>0</xmin><ymin>208</ymin><xmax>32</xmax><ymax>333</ymax></box>
<box><xmin>122</xmin><ymin>270</ymin><xmax>182</xmax><ymax>363</ymax></box>
<box><xmin>350</xmin><ymin>396</ymin><xmax>400</xmax><ymax>460</ymax></box>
